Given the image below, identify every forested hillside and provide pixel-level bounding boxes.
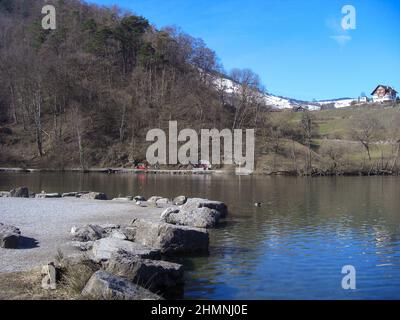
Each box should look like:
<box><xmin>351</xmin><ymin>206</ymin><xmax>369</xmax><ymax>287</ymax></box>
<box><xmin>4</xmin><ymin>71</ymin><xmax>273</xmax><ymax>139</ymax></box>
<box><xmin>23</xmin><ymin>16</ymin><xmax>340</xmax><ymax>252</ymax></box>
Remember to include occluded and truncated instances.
<box><xmin>0</xmin><ymin>0</ymin><xmax>267</xmax><ymax>169</ymax></box>
<box><xmin>1</xmin><ymin>0</ymin><xmax>400</xmax><ymax>175</ymax></box>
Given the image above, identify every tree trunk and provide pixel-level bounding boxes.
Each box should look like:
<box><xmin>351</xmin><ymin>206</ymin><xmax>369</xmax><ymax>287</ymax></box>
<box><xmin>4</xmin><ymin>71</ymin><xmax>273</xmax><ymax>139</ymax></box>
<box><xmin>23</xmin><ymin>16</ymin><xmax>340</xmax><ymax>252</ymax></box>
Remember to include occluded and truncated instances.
<box><xmin>9</xmin><ymin>85</ymin><xmax>17</xmax><ymax>124</ymax></box>
<box><xmin>119</xmin><ymin>105</ymin><xmax>126</xmax><ymax>142</ymax></box>
<box><xmin>73</xmin><ymin>106</ymin><xmax>85</xmax><ymax>171</ymax></box>
<box><xmin>33</xmin><ymin>90</ymin><xmax>43</xmax><ymax>157</ymax></box>
<box><xmin>390</xmin><ymin>142</ymin><xmax>400</xmax><ymax>172</ymax></box>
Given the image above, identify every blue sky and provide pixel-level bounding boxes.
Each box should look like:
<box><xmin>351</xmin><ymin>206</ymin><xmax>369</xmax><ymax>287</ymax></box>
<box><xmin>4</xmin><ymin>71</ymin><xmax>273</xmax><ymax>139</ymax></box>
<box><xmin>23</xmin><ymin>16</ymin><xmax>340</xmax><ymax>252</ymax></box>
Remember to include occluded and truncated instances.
<box><xmin>89</xmin><ymin>0</ymin><xmax>400</xmax><ymax>101</ymax></box>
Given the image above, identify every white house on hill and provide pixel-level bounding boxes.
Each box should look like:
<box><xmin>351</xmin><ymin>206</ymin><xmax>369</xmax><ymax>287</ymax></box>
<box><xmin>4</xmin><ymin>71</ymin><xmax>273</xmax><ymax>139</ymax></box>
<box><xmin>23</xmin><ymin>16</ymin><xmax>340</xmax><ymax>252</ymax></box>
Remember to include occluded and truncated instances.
<box><xmin>371</xmin><ymin>85</ymin><xmax>397</xmax><ymax>103</ymax></box>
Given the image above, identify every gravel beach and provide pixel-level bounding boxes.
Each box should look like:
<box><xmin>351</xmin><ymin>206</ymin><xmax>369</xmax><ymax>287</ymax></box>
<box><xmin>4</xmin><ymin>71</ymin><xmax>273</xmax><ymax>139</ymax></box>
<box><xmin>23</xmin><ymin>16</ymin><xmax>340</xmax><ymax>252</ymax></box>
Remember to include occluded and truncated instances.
<box><xmin>0</xmin><ymin>198</ymin><xmax>163</xmax><ymax>273</ymax></box>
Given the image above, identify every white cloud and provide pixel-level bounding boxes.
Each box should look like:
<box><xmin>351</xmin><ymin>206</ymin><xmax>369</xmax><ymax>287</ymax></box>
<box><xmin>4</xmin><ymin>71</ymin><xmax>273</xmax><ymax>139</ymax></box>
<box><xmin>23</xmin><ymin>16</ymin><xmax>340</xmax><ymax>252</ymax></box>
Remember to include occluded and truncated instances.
<box><xmin>330</xmin><ymin>35</ymin><xmax>352</xmax><ymax>47</ymax></box>
<box><xmin>326</xmin><ymin>16</ymin><xmax>352</xmax><ymax>48</ymax></box>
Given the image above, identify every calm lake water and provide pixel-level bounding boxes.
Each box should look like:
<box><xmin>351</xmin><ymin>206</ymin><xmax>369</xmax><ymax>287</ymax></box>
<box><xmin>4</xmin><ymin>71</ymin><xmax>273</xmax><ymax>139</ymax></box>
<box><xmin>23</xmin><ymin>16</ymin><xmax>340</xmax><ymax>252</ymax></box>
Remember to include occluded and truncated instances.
<box><xmin>1</xmin><ymin>172</ymin><xmax>400</xmax><ymax>299</ymax></box>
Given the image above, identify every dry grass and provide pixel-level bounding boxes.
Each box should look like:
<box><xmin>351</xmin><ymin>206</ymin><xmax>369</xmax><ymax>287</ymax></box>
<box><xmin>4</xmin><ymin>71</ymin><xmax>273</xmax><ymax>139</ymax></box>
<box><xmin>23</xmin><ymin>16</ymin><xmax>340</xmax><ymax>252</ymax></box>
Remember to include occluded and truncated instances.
<box><xmin>0</xmin><ymin>251</ymin><xmax>100</xmax><ymax>300</ymax></box>
<box><xmin>60</xmin><ymin>259</ymin><xmax>99</xmax><ymax>297</ymax></box>
<box><xmin>0</xmin><ymin>268</ymin><xmax>71</xmax><ymax>300</ymax></box>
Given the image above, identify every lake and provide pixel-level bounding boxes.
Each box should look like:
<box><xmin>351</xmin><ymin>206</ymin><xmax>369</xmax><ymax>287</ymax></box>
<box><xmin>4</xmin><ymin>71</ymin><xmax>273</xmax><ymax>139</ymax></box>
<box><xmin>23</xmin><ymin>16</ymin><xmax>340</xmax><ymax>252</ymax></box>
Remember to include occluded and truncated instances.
<box><xmin>1</xmin><ymin>172</ymin><xmax>400</xmax><ymax>299</ymax></box>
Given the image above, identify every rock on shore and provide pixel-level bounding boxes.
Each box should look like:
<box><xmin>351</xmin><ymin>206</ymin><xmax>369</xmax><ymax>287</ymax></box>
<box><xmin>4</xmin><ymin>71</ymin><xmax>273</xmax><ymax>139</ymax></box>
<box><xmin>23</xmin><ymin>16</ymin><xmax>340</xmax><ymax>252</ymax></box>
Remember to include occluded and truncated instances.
<box><xmin>80</xmin><ymin>192</ymin><xmax>108</xmax><ymax>200</ymax></box>
<box><xmin>0</xmin><ymin>223</ymin><xmax>21</xmax><ymax>248</ymax></box>
<box><xmin>9</xmin><ymin>187</ymin><xmax>29</xmax><ymax>198</ymax></box>
<box><xmin>173</xmin><ymin>195</ymin><xmax>187</xmax><ymax>205</ymax></box>
<box><xmin>129</xmin><ymin>218</ymin><xmax>209</xmax><ymax>255</ymax></box>
<box><xmin>106</xmin><ymin>250</ymin><xmax>184</xmax><ymax>298</ymax></box>
<box><xmin>92</xmin><ymin>237</ymin><xmax>161</xmax><ymax>261</ymax></box>
<box><xmin>1</xmin><ymin>187</ymin><xmax>31</xmax><ymax>198</ymax></box>
<box><xmin>0</xmin><ymin>191</ymin><xmax>11</xmax><ymax>197</ymax></box>
<box><xmin>71</xmin><ymin>224</ymin><xmax>107</xmax><ymax>242</ymax></box>
<box><xmin>0</xmin><ymin>193</ymin><xmax>228</xmax><ymax>299</ymax></box>
<box><xmin>35</xmin><ymin>193</ymin><xmax>62</xmax><ymax>198</ymax></box>
<box><xmin>82</xmin><ymin>270</ymin><xmax>162</xmax><ymax>300</ymax></box>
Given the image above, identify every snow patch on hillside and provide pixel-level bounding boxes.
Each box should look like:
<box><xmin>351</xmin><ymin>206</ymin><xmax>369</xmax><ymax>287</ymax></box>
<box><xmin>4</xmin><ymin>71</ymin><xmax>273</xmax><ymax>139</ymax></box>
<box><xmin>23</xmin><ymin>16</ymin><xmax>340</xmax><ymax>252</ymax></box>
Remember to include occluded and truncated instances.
<box><xmin>213</xmin><ymin>74</ymin><xmax>356</xmax><ymax>111</ymax></box>
<box><xmin>318</xmin><ymin>98</ymin><xmax>356</xmax><ymax>109</ymax></box>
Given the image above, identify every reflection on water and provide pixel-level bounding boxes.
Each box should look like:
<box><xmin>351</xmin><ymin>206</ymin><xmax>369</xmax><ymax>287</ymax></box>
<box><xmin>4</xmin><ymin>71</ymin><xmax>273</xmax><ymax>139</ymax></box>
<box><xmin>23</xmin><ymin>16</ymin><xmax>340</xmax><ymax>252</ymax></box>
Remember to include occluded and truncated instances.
<box><xmin>1</xmin><ymin>173</ymin><xmax>400</xmax><ymax>299</ymax></box>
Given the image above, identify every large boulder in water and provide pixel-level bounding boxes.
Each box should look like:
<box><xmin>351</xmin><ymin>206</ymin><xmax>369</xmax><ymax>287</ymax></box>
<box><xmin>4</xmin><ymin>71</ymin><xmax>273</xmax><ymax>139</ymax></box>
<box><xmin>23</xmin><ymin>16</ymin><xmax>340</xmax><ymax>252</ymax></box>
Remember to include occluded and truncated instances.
<box><xmin>129</xmin><ymin>218</ymin><xmax>209</xmax><ymax>255</ymax></box>
<box><xmin>82</xmin><ymin>270</ymin><xmax>162</xmax><ymax>300</ymax></box>
<box><xmin>106</xmin><ymin>250</ymin><xmax>184</xmax><ymax>299</ymax></box>
<box><xmin>181</xmin><ymin>198</ymin><xmax>228</xmax><ymax>218</ymax></box>
<box><xmin>0</xmin><ymin>223</ymin><xmax>21</xmax><ymax>248</ymax></box>
<box><xmin>92</xmin><ymin>237</ymin><xmax>160</xmax><ymax>262</ymax></box>
<box><xmin>161</xmin><ymin>206</ymin><xmax>221</xmax><ymax>229</ymax></box>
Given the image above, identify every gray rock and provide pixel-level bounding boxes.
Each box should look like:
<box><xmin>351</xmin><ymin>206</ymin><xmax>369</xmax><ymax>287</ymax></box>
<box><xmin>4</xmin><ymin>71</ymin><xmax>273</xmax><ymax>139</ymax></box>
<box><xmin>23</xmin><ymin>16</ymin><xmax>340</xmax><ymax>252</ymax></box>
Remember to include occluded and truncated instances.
<box><xmin>82</xmin><ymin>270</ymin><xmax>162</xmax><ymax>300</ymax></box>
<box><xmin>130</xmin><ymin>218</ymin><xmax>209</xmax><ymax>255</ymax></box>
<box><xmin>70</xmin><ymin>241</ymin><xmax>94</xmax><ymax>251</ymax></box>
<box><xmin>71</xmin><ymin>224</ymin><xmax>106</xmax><ymax>242</ymax></box>
<box><xmin>135</xmin><ymin>200</ymin><xmax>147</xmax><ymax>207</ymax></box>
<box><xmin>173</xmin><ymin>195</ymin><xmax>187</xmax><ymax>205</ymax></box>
<box><xmin>74</xmin><ymin>191</ymin><xmax>90</xmax><ymax>198</ymax></box>
<box><xmin>110</xmin><ymin>229</ymin><xmax>127</xmax><ymax>240</ymax></box>
<box><xmin>99</xmin><ymin>224</ymin><xmax>120</xmax><ymax>234</ymax></box>
<box><xmin>9</xmin><ymin>187</ymin><xmax>29</xmax><ymax>198</ymax></box>
<box><xmin>0</xmin><ymin>191</ymin><xmax>10</xmax><ymax>197</ymax></box>
<box><xmin>156</xmin><ymin>198</ymin><xmax>171</xmax><ymax>206</ymax></box>
<box><xmin>62</xmin><ymin>192</ymin><xmax>78</xmax><ymax>197</ymax></box>
<box><xmin>120</xmin><ymin>226</ymin><xmax>136</xmax><ymax>241</ymax></box>
<box><xmin>162</xmin><ymin>207</ymin><xmax>221</xmax><ymax>228</ymax></box>
<box><xmin>106</xmin><ymin>250</ymin><xmax>184</xmax><ymax>299</ymax></box>
<box><xmin>0</xmin><ymin>223</ymin><xmax>21</xmax><ymax>248</ymax></box>
<box><xmin>80</xmin><ymin>192</ymin><xmax>107</xmax><ymax>200</ymax></box>
<box><xmin>112</xmin><ymin>197</ymin><xmax>132</xmax><ymax>201</ymax></box>
<box><xmin>57</xmin><ymin>255</ymin><xmax>100</xmax><ymax>271</ymax></box>
<box><xmin>134</xmin><ymin>196</ymin><xmax>146</xmax><ymax>201</ymax></box>
<box><xmin>92</xmin><ymin>237</ymin><xmax>160</xmax><ymax>262</ymax></box>
<box><xmin>35</xmin><ymin>192</ymin><xmax>62</xmax><ymax>198</ymax></box>
<box><xmin>182</xmin><ymin>198</ymin><xmax>228</xmax><ymax>218</ymax></box>
<box><xmin>160</xmin><ymin>206</ymin><xmax>180</xmax><ymax>220</ymax></box>
<box><xmin>147</xmin><ymin>196</ymin><xmax>163</xmax><ymax>203</ymax></box>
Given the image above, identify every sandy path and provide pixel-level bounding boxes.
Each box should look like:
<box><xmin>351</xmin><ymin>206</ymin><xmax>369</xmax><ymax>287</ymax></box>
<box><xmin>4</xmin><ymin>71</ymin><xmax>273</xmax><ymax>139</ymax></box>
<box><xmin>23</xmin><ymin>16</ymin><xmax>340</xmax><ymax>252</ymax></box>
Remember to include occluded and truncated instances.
<box><xmin>0</xmin><ymin>198</ymin><xmax>163</xmax><ymax>273</ymax></box>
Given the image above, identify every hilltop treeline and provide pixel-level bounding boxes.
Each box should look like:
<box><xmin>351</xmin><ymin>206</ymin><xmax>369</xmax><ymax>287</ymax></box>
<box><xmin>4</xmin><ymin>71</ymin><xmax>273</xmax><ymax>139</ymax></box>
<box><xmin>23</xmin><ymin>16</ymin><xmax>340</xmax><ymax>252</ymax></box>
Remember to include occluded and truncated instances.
<box><xmin>1</xmin><ymin>0</ymin><xmax>400</xmax><ymax>175</ymax></box>
<box><xmin>0</xmin><ymin>0</ymin><xmax>267</xmax><ymax>168</ymax></box>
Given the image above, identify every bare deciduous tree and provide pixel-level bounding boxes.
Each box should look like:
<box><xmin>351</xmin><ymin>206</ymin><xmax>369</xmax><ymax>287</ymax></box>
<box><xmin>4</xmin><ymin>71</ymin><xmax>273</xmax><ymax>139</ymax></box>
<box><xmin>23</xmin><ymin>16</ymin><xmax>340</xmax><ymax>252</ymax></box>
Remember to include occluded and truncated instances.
<box><xmin>301</xmin><ymin>110</ymin><xmax>316</xmax><ymax>173</ymax></box>
<box><xmin>352</xmin><ymin>112</ymin><xmax>381</xmax><ymax>161</ymax></box>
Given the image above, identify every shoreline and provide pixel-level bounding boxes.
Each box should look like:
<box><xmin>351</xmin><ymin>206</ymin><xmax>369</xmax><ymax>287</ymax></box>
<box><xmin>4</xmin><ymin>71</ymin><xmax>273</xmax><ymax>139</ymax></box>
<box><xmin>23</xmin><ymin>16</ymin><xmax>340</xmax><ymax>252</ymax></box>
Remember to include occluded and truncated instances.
<box><xmin>1</xmin><ymin>167</ymin><xmax>400</xmax><ymax>177</ymax></box>
<box><xmin>0</xmin><ymin>194</ymin><xmax>228</xmax><ymax>300</ymax></box>
<box><xmin>0</xmin><ymin>197</ymin><xmax>164</xmax><ymax>273</ymax></box>
<box><xmin>0</xmin><ymin>167</ymin><xmax>221</xmax><ymax>175</ymax></box>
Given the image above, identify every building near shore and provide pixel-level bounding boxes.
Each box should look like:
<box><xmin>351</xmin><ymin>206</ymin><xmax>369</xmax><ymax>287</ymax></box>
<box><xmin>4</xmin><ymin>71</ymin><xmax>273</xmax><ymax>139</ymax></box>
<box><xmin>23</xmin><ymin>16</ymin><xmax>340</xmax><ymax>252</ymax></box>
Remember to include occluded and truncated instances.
<box><xmin>371</xmin><ymin>85</ymin><xmax>397</xmax><ymax>103</ymax></box>
<box><xmin>358</xmin><ymin>96</ymin><xmax>368</xmax><ymax>103</ymax></box>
